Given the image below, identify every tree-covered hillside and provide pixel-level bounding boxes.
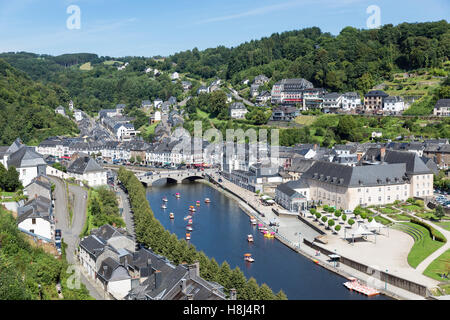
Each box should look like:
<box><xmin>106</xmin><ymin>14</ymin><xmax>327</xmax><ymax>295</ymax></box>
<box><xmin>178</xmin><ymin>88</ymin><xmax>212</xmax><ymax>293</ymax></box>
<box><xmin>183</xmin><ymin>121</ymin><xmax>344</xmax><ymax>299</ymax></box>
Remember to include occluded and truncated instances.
<box><xmin>1</xmin><ymin>21</ymin><xmax>449</xmax><ymax>117</ymax></box>
<box><xmin>169</xmin><ymin>20</ymin><xmax>449</xmax><ymax>92</ymax></box>
<box><xmin>0</xmin><ymin>59</ymin><xmax>79</xmax><ymax>146</ymax></box>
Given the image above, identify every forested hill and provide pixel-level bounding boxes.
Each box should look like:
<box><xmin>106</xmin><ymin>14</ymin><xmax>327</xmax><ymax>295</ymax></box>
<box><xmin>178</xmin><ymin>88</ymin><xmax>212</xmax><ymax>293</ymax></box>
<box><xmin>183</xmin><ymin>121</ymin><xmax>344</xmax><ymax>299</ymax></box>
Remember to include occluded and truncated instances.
<box><xmin>0</xmin><ymin>59</ymin><xmax>79</xmax><ymax>146</ymax></box>
<box><xmin>168</xmin><ymin>20</ymin><xmax>450</xmax><ymax>91</ymax></box>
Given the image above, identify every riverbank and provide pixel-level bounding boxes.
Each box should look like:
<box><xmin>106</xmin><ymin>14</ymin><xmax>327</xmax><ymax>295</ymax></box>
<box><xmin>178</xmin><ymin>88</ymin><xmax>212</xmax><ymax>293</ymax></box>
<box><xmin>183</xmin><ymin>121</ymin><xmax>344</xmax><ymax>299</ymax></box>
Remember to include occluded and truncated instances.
<box><xmin>199</xmin><ymin>177</ymin><xmax>427</xmax><ymax>300</ymax></box>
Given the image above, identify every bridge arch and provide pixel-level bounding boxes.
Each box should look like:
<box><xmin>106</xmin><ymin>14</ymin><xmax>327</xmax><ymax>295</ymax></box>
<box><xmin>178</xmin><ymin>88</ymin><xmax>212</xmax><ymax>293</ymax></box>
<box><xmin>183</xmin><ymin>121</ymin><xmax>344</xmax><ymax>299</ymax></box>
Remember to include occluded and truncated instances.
<box><xmin>181</xmin><ymin>175</ymin><xmax>205</xmax><ymax>183</ymax></box>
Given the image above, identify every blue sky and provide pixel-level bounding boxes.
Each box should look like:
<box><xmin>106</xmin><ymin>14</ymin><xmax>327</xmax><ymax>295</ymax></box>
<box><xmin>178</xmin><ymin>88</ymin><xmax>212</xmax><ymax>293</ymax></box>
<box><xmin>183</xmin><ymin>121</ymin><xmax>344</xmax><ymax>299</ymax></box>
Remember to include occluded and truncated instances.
<box><xmin>0</xmin><ymin>0</ymin><xmax>448</xmax><ymax>57</ymax></box>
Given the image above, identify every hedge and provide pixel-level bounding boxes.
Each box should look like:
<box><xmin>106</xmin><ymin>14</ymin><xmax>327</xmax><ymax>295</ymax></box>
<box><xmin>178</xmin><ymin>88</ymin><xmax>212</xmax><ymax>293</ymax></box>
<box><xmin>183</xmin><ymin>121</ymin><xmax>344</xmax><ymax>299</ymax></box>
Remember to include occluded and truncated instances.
<box><xmin>410</xmin><ymin>218</ymin><xmax>447</xmax><ymax>243</ymax></box>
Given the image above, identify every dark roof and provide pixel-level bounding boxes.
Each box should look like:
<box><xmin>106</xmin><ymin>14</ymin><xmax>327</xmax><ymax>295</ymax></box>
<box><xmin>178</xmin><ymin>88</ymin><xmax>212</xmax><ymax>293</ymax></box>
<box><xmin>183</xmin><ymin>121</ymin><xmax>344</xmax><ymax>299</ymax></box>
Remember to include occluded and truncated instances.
<box><xmin>384</xmin><ymin>150</ymin><xmax>431</xmax><ymax>174</ymax></box>
<box><xmin>303</xmin><ymin>161</ymin><xmax>408</xmax><ymax>187</ymax></box>
<box><xmin>277</xmin><ymin>182</ymin><xmax>305</xmax><ymax>198</ymax></box>
<box><xmin>17</xmin><ymin>196</ymin><xmax>52</xmax><ymax>224</ymax></box>
<box><xmin>435</xmin><ymin>99</ymin><xmax>450</xmax><ymax>108</ymax></box>
<box><xmin>7</xmin><ymin>147</ymin><xmax>46</xmax><ymax>168</ymax></box>
<box><xmin>79</xmin><ymin>235</ymin><xmax>106</xmax><ymax>257</ymax></box>
<box><xmin>365</xmin><ymin>90</ymin><xmax>389</xmax><ymax>97</ymax></box>
<box><xmin>67</xmin><ymin>156</ymin><xmax>105</xmax><ymax>174</ymax></box>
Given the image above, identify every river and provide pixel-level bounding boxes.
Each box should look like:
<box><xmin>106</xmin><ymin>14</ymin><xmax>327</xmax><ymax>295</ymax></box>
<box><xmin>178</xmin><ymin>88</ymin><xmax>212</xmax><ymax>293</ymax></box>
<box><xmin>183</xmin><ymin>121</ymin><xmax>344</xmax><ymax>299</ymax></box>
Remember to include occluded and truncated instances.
<box><xmin>146</xmin><ymin>181</ymin><xmax>390</xmax><ymax>300</ymax></box>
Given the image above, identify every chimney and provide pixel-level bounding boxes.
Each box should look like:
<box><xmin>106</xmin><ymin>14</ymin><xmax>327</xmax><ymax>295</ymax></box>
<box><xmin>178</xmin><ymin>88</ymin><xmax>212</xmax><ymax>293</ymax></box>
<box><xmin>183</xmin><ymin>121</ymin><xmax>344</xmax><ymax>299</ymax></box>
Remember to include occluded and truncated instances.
<box><xmin>181</xmin><ymin>279</ymin><xmax>187</xmax><ymax>294</ymax></box>
<box><xmin>154</xmin><ymin>270</ymin><xmax>162</xmax><ymax>289</ymax></box>
<box><xmin>188</xmin><ymin>262</ymin><xmax>200</xmax><ymax>278</ymax></box>
<box><xmin>380</xmin><ymin>147</ymin><xmax>386</xmax><ymax>161</ymax></box>
<box><xmin>229</xmin><ymin>289</ymin><xmax>237</xmax><ymax>300</ymax></box>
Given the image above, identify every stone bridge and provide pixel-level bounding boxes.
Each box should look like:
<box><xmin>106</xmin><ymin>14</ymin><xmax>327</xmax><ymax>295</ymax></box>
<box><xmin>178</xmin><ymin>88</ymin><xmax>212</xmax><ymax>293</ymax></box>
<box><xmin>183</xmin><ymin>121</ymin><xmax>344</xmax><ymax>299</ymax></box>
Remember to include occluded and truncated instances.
<box><xmin>136</xmin><ymin>169</ymin><xmax>218</xmax><ymax>186</ymax></box>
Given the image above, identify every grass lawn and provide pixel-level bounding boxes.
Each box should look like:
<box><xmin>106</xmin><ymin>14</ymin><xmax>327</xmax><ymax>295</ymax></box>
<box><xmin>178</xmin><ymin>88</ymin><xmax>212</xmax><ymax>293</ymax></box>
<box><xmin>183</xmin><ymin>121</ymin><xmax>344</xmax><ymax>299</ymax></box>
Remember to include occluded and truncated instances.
<box><xmin>435</xmin><ymin>220</ymin><xmax>450</xmax><ymax>231</ymax></box>
<box><xmin>374</xmin><ymin>215</ymin><xmax>391</xmax><ymax>225</ymax></box>
<box><xmin>401</xmin><ymin>222</ymin><xmax>445</xmax><ymax>268</ymax></box>
<box><xmin>80</xmin><ymin>62</ymin><xmax>93</xmax><ymax>71</ymax></box>
<box><xmin>423</xmin><ymin>249</ymin><xmax>450</xmax><ymax>283</ymax></box>
<box><xmin>103</xmin><ymin>60</ymin><xmax>124</xmax><ymax>66</ymax></box>
<box><xmin>294</xmin><ymin>115</ymin><xmax>316</xmax><ymax>126</ymax></box>
<box><xmin>388</xmin><ymin>214</ymin><xmax>411</xmax><ymax>221</ymax></box>
<box><xmin>401</xmin><ymin>205</ymin><xmax>422</xmax><ymax>212</ymax></box>
<box><xmin>380</xmin><ymin>207</ymin><xmax>399</xmax><ymax>214</ymax></box>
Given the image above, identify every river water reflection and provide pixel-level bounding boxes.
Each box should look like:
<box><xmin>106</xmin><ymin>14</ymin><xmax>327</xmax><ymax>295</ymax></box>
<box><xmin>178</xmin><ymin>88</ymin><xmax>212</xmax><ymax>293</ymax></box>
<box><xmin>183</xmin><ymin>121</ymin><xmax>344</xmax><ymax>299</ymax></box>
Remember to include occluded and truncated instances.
<box><xmin>146</xmin><ymin>181</ymin><xmax>390</xmax><ymax>300</ymax></box>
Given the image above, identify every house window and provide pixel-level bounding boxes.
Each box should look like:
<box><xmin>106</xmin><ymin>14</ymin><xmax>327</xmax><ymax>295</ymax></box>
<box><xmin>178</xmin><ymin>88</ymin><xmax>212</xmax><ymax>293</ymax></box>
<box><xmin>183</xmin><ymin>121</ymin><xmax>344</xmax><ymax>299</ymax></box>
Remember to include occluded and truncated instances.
<box><xmin>30</xmin><ymin>229</ymin><xmax>34</xmax><ymax>234</ymax></box>
<box><xmin>32</xmin><ymin>218</ymin><xmax>36</xmax><ymax>225</ymax></box>
<box><xmin>378</xmin><ymin>196</ymin><xmax>382</xmax><ymax>201</ymax></box>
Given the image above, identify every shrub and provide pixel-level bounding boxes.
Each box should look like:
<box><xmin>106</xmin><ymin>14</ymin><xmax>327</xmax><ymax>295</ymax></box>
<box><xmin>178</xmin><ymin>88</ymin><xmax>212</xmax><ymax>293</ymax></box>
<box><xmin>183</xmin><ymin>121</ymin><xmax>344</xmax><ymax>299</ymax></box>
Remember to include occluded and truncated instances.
<box><xmin>348</xmin><ymin>219</ymin><xmax>355</xmax><ymax>226</ymax></box>
<box><xmin>368</xmin><ymin>217</ymin><xmax>373</xmax><ymax>222</ymax></box>
<box><xmin>310</xmin><ymin>208</ymin><xmax>317</xmax><ymax>215</ymax></box>
<box><xmin>328</xmin><ymin>220</ymin><xmax>335</xmax><ymax>228</ymax></box>
<box><xmin>410</xmin><ymin>218</ymin><xmax>447</xmax><ymax>243</ymax></box>
<box><xmin>321</xmin><ymin>216</ymin><xmax>328</xmax><ymax>223</ymax></box>
<box><xmin>315</xmin><ymin>212</ymin><xmax>321</xmax><ymax>220</ymax></box>
<box><xmin>335</xmin><ymin>225</ymin><xmax>341</xmax><ymax>232</ymax></box>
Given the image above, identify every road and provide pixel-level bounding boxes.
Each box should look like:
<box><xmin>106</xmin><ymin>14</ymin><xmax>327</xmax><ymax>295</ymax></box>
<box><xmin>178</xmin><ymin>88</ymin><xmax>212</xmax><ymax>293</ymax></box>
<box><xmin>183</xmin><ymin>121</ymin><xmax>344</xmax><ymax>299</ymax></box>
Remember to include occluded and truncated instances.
<box><xmin>228</xmin><ymin>86</ymin><xmax>255</xmax><ymax>106</ymax></box>
<box><xmin>49</xmin><ymin>176</ymin><xmax>105</xmax><ymax>300</ymax></box>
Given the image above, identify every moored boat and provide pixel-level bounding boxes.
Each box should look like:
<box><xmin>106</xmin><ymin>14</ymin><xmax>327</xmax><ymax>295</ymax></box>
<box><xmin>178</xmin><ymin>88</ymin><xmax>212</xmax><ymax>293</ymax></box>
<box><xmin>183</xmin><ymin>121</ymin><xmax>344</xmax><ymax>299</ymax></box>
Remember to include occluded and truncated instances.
<box><xmin>247</xmin><ymin>234</ymin><xmax>254</xmax><ymax>242</ymax></box>
<box><xmin>264</xmin><ymin>232</ymin><xmax>275</xmax><ymax>239</ymax></box>
<box><xmin>161</xmin><ymin>204</ymin><xmax>167</xmax><ymax>209</ymax></box>
<box><xmin>244</xmin><ymin>253</ymin><xmax>254</xmax><ymax>263</ymax></box>
<box><xmin>188</xmin><ymin>219</ymin><xmax>193</xmax><ymax>225</ymax></box>
<box><xmin>205</xmin><ymin>198</ymin><xmax>211</xmax><ymax>203</ymax></box>
<box><xmin>162</xmin><ymin>197</ymin><xmax>168</xmax><ymax>202</ymax></box>
<box><xmin>169</xmin><ymin>213</ymin><xmax>174</xmax><ymax>219</ymax></box>
<box><xmin>196</xmin><ymin>201</ymin><xmax>200</xmax><ymax>206</ymax></box>
<box><xmin>343</xmin><ymin>278</ymin><xmax>380</xmax><ymax>296</ymax></box>
<box><xmin>186</xmin><ymin>233</ymin><xmax>191</xmax><ymax>240</ymax></box>
<box><xmin>175</xmin><ymin>193</ymin><xmax>181</xmax><ymax>198</ymax></box>
<box><xmin>186</xmin><ymin>226</ymin><xmax>193</xmax><ymax>231</ymax></box>
<box><xmin>184</xmin><ymin>215</ymin><xmax>192</xmax><ymax>221</ymax></box>
<box><xmin>250</xmin><ymin>217</ymin><xmax>257</xmax><ymax>225</ymax></box>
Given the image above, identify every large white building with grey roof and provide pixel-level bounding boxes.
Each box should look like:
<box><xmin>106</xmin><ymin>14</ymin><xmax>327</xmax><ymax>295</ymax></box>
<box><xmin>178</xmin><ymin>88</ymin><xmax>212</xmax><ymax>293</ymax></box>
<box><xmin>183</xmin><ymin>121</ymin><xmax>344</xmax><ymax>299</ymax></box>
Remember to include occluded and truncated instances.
<box><xmin>67</xmin><ymin>156</ymin><xmax>107</xmax><ymax>187</ymax></box>
<box><xmin>278</xmin><ymin>150</ymin><xmax>434</xmax><ymax>211</ymax></box>
<box><xmin>0</xmin><ymin>138</ymin><xmax>47</xmax><ymax>187</ymax></box>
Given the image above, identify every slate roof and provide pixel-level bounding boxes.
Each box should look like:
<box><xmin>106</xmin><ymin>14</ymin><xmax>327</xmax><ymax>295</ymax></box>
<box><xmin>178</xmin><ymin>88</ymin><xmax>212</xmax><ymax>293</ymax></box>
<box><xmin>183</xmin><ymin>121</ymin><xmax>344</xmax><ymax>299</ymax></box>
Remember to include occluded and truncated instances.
<box><xmin>435</xmin><ymin>99</ymin><xmax>450</xmax><ymax>108</ymax></box>
<box><xmin>7</xmin><ymin>147</ymin><xmax>46</xmax><ymax>168</ymax></box>
<box><xmin>365</xmin><ymin>90</ymin><xmax>389</xmax><ymax>97</ymax></box>
<box><xmin>17</xmin><ymin>196</ymin><xmax>52</xmax><ymax>224</ymax></box>
<box><xmin>79</xmin><ymin>235</ymin><xmax>106</xmax><ymax>258</ymax></box>
<box><xmin>67</xmin><ymin>156</ymin><xmax>106</xmax><ymax>174</ymax></box>
<box><xmin>383</xmin><ymin>150</ymin><xmax>431</xmax><ymax>174</ymax></box>
<box><xmin>303</xmin><ymin>161</ymin><xmax>409</xmax><ymax>188</ymax></box>
<box><xmin>277</xmin><ymin>182</ymin><xmax>306</xmax><ymax>198</ymax></box>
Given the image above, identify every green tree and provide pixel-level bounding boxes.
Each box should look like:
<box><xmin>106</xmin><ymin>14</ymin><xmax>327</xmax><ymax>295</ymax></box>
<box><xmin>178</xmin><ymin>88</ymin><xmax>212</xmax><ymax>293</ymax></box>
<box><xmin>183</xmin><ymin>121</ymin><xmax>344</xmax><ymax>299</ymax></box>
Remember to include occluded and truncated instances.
<box><xmin>4</xmin><ymin>166</ymin><xmax>22</xmax><ymax>192</ymax></box>
<box><xmin>258</xmin><ymin>283</ymin><xmax>276</xmax><ymax>300</ymax></box>
<box><xmin>335</xmin><ymin>225</ymin><xmax>341</xmax><ymax>232</ymax></box>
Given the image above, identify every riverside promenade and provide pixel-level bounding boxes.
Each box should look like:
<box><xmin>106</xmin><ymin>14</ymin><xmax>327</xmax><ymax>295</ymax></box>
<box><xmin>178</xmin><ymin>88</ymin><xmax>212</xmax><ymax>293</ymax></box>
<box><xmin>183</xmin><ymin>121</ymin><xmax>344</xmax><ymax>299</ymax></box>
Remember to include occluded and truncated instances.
<box><xmin>206</xmin><ymin>173</ymin><xmax>435</xmax><ymax>300</ymax></box>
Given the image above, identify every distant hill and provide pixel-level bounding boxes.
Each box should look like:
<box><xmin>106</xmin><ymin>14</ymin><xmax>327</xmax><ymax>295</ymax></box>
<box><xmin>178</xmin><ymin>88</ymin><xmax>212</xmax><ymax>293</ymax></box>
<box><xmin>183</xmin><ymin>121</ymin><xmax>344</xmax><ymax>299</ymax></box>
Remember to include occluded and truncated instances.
<box><xmin>0</xmin><ymin>59</ymin><xmax>79</xmax><ymax>145</ymax></box>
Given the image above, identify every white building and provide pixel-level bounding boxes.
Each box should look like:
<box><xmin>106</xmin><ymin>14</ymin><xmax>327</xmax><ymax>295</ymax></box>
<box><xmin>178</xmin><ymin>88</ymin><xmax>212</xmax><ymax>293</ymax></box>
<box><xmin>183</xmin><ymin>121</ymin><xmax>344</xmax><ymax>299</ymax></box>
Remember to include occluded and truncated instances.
<box><xmin>170</xmin><ymin>72</ymin><xmax>180</xmax><ymax>80</ymax></box>
<box><xmin>433</xmin><ymin>99</ymin><xmax>450</xmax><ymax>116</ymax></box>
<box><xmin>383</xmin><ymin>96</ymin><xmax>405</xmax><ymax>114</ymax></box>
<box><xmin>17</xmin><ymin>196</ymin><xmax>54</xmax><ymax>241</ymax></box>
<box><xmin>341</xmin><ymin>92</ymin><xmax>361</xmax><ymax>110</ymax></box>
<box><xmin>229</xmin><ymin>102</ymin><xmax>248</xmax><ymax>119</ymax></box>
<box><xmin>67</xmin><ymin>156</ymin><xmax>107</xmax><ymax>187</ymax></box>
<box><xmin>55</xmin><ymin>106</ymin><xmax>65</xmax><ymax>116</ymax></box>
<box><xmin>4</xmin><ymin>140</ymin><xmax>47</xmax><ymax>187</ymax></box>
<box><xmin>322</xmin><ymin>93</ymin><xmax>343</xmax><ymax>113</ymax></box>
<box><xmin>74</xmin><ymin>109</ymin><xmax>84</xmax><ymax>122</ymax></box>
